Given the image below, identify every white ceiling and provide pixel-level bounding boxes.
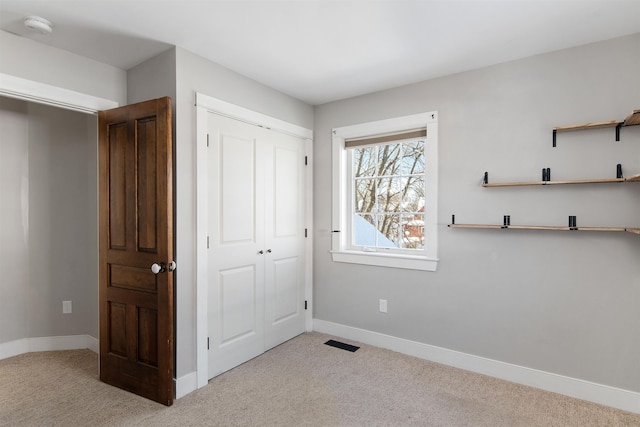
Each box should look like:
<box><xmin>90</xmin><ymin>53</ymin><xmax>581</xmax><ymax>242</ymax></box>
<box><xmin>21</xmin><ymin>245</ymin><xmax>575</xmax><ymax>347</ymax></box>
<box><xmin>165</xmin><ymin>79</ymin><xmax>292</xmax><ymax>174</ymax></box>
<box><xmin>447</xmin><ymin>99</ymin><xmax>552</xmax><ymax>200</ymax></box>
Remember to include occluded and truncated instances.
<box><xmin>1</xmin><ymin>0</ymin><xmax>639</xmax><ymax>105</ymax></box>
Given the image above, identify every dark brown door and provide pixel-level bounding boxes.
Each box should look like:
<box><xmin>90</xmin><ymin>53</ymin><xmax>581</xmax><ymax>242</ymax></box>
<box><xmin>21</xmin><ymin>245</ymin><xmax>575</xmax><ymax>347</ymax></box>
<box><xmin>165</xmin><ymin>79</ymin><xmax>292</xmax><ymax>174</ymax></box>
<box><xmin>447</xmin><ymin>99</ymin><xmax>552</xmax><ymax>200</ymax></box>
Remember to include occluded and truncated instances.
<box><xmin>98</xmin><ymin>97</ymin><xmax>174</xmax><ymax>406</ymax></box>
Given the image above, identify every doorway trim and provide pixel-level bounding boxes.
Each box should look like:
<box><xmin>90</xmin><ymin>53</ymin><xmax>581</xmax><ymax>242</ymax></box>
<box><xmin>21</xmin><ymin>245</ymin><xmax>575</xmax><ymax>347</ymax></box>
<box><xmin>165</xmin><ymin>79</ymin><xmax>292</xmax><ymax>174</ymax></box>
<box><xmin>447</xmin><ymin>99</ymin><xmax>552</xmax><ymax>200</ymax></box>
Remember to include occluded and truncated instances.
<box><xmin>195</xmin><ymin>92</ymin><xmax>314</xmax><ymax>389</ymax></box>
<box><xmin>0</xmin><ymin>75</ymin><xmax>118</xmax><ymax>357</ymax></box>
<box><xmin>0</xmin><ymin>73</ymin><xmax>118</xmax><ymax>114</ymax></box>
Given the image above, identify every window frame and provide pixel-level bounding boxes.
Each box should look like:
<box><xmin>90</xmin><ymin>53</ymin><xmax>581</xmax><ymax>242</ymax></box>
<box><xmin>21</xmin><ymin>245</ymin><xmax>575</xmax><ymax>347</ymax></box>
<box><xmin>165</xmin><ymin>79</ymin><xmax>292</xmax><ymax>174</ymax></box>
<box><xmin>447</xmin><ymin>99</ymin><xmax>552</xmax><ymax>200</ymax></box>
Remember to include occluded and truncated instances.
<box><xmin>331</xmin><ymin>111</ymin><xmax>439</xmax><ymax>271</ymax></box>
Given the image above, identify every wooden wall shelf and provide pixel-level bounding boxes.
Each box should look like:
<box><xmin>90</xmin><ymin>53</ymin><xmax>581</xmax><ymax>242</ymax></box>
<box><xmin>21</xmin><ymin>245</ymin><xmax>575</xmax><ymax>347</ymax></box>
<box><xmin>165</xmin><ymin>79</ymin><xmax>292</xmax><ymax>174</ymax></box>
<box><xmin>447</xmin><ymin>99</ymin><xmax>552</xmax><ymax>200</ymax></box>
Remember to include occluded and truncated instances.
<box><xmin>458</xmin><ymin>111</ymin><xmax>639</xmax><ymax>239</ymax></box>
<box><xmin>482</xmin><ymin>177</ymin><xmax>626</xmax><ymax>187</ymax></box>
<box><xmin>482</xmin><ymin>166</ymin><xmax>639</xmax><ymax>187</ymax></box>
<box><xmin>552</xmin><ymin>109</ymin><xmax>640</xmax><ymax>146</ymax></box>
<box><xmin>449</xmin><ymin>223</ymin><xmax>639</xmax><ymax>234</ymax></box>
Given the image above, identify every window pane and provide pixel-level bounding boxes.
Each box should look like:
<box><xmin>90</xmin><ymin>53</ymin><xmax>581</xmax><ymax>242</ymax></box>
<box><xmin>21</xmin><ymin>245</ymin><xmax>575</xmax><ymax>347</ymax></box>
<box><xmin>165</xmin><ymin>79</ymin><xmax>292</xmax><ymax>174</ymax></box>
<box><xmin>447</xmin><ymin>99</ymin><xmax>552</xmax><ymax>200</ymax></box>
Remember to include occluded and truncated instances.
<box><xmin>377</xmin><ymin>214</ymin><xmax>401</xmax><ymax>248</ymax></box>
<box><xmin>375</xmin><ymin>177</ymin><xmax>391</xmax><ymax>213</ymax></box>
<box><xmin>354</xmin><ymin>214</ymin><xmax>378</xmax><ymax>247</ymax></box>
<box><xmin>354</xmin><ymin>178</ymin><xmax>375</xmax><ymax>213</ymax></box>
<box><xmin>353</xmin><ymin>146</ymin><xmax>377</xmax><ymax>178</ymax></box>
<box><xmin>350</xmin><ymin>137</ymin><xmax>428</xmax><ymax>252</ymax></box>
<box><xmin>402</xmin><ymin>175</ymin><xmax>425</xmax><ymax>212</ymax></box>
<box><xmin>377</xmin><ymin>143</ymin><xmax>401</xmax><ymax>177</ymax></box>
<box><xmin>402</xmin><ymin>214</ymin><xmax>424</xmax><ymax>249</ymax></box>
<box><xmin>401</xmin><ymin>140</ymin><xmax>425</xmax><ymax>175</ymax></box>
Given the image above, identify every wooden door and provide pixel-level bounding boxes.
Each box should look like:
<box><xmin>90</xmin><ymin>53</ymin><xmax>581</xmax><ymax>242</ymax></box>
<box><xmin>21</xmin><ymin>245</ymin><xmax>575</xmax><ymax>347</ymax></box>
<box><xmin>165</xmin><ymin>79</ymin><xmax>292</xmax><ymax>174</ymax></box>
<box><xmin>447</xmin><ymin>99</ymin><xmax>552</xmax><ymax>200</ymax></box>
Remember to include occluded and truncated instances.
<box><xmin>98</xmin><ymin>97</ymin><xmax>174</xmax><ymax>406</ymax></box>
<box><xmin>207</xmin><ymin>113</ymin><xmax>305</xmax><ymax>378</ymax></box>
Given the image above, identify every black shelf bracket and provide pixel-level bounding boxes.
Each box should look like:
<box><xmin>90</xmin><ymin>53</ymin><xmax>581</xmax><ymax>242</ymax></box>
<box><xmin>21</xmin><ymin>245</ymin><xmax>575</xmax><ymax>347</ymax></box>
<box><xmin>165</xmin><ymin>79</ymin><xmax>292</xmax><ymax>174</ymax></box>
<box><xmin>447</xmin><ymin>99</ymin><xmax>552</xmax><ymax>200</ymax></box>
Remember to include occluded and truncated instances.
<box><xmin>483</xmin><ymin>171</ymin><xmax>488</xmax><ymax>185</ymax></box>
<box><xmin>451</xmin><ymin>214</ymin><xmax>456</xmax><ymax>225</ymax></box>
<box><xmin>569</xmin><ymin>215</ymin><xmax>578</xmax><ymax>230</ymax></box>
<box><xmin>552</xmin><ymin>129</ymin><xmax>557</xmax><ymax>147</ymax></box>
<box><xmin>542</xmin><ymin>167</ymin><xmax>551</xmax><ymax>182</ymax></box>
<box><xmin>615</xmin><ymin>123</ymin><xmax>622</xmax><ymax>142</ymax></box>
<box><xmin>502</xmin><ymin>215</ymin><xmax>510</xmax><ymax>228</ymax></box>
<box><xmin>617</xmin><ymin>163</ymin><xmax>623</xmax><ymax>179</ymax></box>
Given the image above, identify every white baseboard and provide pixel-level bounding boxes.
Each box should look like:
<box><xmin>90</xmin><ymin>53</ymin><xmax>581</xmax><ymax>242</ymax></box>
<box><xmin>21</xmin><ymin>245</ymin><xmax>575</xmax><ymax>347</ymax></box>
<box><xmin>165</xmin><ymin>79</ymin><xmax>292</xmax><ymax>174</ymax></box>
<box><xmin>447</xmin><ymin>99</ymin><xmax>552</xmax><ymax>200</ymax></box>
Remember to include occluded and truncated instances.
<box><xmin>0</xmin><ymin>335</ymin><xmax>99</xmax><ymax>360</ymax></box>
<box><xmin>313</xmin><ymin>319</ymin><xmax>640</xmax><ymax>415</ymax></box>
<box><xmin>175</xmin><ymin>371</ymin><xmax>198</xmax><ymax>399</ymax></box>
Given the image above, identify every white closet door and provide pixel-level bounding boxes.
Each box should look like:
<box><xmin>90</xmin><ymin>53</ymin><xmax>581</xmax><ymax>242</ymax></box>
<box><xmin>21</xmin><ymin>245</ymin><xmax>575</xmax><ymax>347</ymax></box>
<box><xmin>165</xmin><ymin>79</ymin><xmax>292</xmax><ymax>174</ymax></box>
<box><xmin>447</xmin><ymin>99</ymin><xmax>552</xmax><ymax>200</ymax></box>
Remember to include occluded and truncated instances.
<box><xmin>207</xmin><ymin>113</ymin><xmax>306</xmax><ymax>378</ymax></box>
<box><xmin>207</xmin><ymin>114</ymin><xmax>265</xmax><ymax>377</ymax></box>
<box><xmin>263</xmin><ymin>129</ymin><xmax>306</xmax><ymax>350</ymax></box>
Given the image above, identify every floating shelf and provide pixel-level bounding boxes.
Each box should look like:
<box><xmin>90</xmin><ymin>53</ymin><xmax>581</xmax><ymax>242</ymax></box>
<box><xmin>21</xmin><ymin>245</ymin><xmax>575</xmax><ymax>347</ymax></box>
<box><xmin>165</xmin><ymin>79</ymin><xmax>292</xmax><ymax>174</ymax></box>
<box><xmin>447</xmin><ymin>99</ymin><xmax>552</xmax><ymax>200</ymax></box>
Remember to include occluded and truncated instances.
<box><xmin>448</xmin><ymin>224</ymin><xmax>638</xmax><ymax>233</ymax></box>
<box><xmin>482</xmin><ymin>178</ymin><xmax>626</xmax><ymax>187</ymax></box>
<box><xmin>553</xmin><ymin>109</ymin><xmax>640</xmax><ymax>146</ymax></box>
<box><xmin>481</xmin><ymin>165</ymin><xmax>640</xmax><ymax>187</ymax></box>
<box><xmin>448</xmin><ymin>215</ymin><xmax>639</xmax><ymax>235</ymax></box>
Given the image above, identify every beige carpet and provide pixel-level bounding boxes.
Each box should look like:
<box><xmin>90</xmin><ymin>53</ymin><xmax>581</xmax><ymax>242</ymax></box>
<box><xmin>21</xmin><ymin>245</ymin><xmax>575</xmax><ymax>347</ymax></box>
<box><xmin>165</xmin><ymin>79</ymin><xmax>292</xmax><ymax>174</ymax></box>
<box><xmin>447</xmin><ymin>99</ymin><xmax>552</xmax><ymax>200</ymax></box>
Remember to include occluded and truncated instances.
<box><xmin>1</xmin><ymin>332</ymin><xmax>638</xmax><ymax>426</ymax></box>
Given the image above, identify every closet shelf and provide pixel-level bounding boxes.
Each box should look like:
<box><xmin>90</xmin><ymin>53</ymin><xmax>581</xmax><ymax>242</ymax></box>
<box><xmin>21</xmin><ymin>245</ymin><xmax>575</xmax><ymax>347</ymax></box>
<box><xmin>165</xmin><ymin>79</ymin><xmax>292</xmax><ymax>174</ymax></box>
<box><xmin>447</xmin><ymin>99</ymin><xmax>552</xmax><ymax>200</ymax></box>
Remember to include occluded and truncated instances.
<box><xmin>552</xmin><ymin>109</ymin><xmax>640</xmax><ymax>146</ymax></box>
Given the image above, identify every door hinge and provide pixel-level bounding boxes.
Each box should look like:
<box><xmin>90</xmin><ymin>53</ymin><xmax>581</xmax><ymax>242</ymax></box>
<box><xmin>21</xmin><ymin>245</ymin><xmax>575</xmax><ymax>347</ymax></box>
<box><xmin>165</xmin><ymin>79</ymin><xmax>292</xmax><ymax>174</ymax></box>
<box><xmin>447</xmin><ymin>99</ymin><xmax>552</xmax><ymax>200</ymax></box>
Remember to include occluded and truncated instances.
<box><xmin>304</xmin><ymin>155</ymin><xmax>308</xmax><ymax>165</ymax></box>
<box><xmin>207</xmin><ymin>134</ymin><xmax>210</xmax><ymax>147</ymax></box>
<box><xmin>304</xmin><ymin>300</ymin><xmax>308</xmax><ymax>310</ymax></box>
<box><xmin>304</xmin><ymin>228</ymin><xmax>307</xmax><ymax>238</ymax></box>
<box><xmin>207</xmin><ymin>337</ymin><xmax>210</xmax><ymax>350</ymax></box>
<box><xmin>207</xmin><ymin>236</ymin><xmax>210</xmax><ymax>249</ymax></box>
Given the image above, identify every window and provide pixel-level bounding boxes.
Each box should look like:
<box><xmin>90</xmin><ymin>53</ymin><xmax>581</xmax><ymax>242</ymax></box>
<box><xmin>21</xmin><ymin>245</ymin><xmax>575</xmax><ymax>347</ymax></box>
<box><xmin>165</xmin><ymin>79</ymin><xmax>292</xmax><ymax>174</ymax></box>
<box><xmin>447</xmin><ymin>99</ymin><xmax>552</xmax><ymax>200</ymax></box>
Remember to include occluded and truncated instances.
<box><xmin>332</xmin><ymin>112</ymin><xmax>438</xmax><ymax>271</ymax></box>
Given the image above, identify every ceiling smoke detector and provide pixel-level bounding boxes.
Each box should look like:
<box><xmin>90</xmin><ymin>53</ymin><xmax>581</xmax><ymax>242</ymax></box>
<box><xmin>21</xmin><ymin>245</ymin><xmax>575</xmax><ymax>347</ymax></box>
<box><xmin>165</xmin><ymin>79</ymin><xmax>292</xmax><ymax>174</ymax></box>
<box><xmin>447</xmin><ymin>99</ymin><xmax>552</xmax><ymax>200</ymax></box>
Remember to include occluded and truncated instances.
<box><xmin>24</xmin><ymin>16</ymin><xmax>53</xmax><ymax>35</ymax></box>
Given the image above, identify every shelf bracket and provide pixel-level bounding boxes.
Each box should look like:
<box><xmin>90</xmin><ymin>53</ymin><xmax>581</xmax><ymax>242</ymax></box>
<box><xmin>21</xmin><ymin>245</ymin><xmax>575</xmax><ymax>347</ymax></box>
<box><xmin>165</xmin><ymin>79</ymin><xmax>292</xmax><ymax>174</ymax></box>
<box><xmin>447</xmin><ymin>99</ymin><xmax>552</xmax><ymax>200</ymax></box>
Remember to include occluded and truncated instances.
<box><xmin>615</xmin><ymin>123</ymin><xmax>622</xmax><ymax>142</ymax></box>
<box><xmin>483</xmin><ymin>171</ymin><xmax>488</xmax><ymax>185</ymax></box>
<box><xmin>569</xmin><ymin>215</ymin><xmax>578</xmax><ymax>231</ymax></box>
<box><xmin>503</xmin><ymin>215</ymin><xmax>510</xmax><ymax>228</ymax></box>
<box><xmin>617</xmin><ymin>163</ymin><xmax>623</xmax><ymax>179</ymax></box>
<box><xmin>552</xmin><ymin>129</ymin><xmax>557</xmax><ymax>147</ymax></box>
<box><xmin>542</xmin><ymin>168</ymin><xmax>551</xmax><ymax>182</ymax></box>
<box><xmin>451</xmin><ymin>214</ymin><xmax>456</xmax><ymax>225</ymax></box>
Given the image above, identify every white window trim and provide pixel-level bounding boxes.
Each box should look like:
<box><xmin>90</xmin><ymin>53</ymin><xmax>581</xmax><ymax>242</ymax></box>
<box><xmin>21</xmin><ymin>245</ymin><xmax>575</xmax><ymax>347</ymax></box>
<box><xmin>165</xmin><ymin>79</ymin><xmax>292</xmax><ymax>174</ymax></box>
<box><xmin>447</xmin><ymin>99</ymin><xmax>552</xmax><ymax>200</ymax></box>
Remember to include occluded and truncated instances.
<box><xmin>331</xmin><ymin>111</ymin><xmax>438</xmax><ymax>271</ymax></box>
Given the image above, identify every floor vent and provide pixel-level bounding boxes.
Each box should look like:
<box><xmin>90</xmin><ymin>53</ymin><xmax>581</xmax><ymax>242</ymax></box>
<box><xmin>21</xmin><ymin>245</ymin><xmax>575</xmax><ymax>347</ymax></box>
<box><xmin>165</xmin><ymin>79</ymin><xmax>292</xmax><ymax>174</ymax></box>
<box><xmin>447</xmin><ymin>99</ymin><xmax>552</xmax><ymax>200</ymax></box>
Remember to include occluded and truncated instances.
<box><xmin>324</xmin><ymin>339</ymin><xmax>359</xmax><ymax>352</ymax></box>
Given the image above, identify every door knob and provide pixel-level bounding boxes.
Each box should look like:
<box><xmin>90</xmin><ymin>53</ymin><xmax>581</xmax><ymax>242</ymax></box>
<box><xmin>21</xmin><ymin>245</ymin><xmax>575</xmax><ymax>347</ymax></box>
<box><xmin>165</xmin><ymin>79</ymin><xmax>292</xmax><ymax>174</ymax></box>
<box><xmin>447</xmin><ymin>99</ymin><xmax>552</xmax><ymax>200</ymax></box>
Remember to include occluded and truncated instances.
<box><xmin>151</xmin><ymin>262</ymin><xmax>166</xmax><ymax>274</ymax></box>
<box><xmin>168</xmin><ymin>261</ymin><xmax>177</xmax><ymax>272</ymax></box>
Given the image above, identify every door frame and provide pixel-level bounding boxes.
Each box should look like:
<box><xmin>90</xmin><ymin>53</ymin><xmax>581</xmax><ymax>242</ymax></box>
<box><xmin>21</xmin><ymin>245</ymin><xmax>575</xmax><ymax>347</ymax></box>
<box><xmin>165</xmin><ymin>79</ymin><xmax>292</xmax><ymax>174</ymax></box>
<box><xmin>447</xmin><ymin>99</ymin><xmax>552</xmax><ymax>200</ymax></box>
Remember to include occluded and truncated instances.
<box><xmin>0</xmin><ymin>73</ymin><xmax>119</xmax><ymax>114</ymax></box>
<box><xmin>0</xmin><ymin>75</ymin><xmax>117</xmax><ymax>350</ymax></box>
<box><xmin>195</xmin><ymin>92</ymin><xmax>313</xmax><ymax>388</ymax></box>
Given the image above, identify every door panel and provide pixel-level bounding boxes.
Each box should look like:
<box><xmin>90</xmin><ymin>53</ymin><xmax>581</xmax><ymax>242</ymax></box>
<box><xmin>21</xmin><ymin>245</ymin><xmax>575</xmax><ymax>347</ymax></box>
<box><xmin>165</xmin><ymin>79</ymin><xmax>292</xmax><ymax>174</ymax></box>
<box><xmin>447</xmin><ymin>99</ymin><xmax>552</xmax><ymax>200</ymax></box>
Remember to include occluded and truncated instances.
<box><xmin>220</xmin><ymin>265</ymin><xmax>258</xmax><ymax>343</ymax></box>
<box><xmin>273</xmin><ymin>257</ymin><xmax>299</xmax><ymax>322</ymax></box>
<box><xmin>98</xmin><ymin>97</ymin><xmax>173</xmax><ymax>406</ymax></box>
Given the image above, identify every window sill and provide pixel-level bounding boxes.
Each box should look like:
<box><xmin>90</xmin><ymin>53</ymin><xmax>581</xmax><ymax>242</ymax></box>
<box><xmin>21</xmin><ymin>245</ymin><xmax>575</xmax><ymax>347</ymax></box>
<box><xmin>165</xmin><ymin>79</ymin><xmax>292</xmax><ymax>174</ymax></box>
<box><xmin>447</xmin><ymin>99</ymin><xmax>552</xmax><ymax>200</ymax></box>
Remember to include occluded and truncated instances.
<box><xmin>330</xmin><ymin>250</ymin><xmax>438</xmax><ymax>271</ymax></box>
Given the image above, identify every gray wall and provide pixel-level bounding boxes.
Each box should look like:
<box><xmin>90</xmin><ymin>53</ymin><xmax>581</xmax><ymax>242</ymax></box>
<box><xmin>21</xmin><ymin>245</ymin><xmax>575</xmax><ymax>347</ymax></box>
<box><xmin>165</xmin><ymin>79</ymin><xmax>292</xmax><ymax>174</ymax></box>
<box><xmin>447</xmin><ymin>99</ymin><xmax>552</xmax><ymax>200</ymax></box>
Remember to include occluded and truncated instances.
<box><xmin>313</xmin><ymin>33</ymin><xmax>640</xmax><ymax>392</ymax></box>
<box><xmin>173</xmin><ymin>47</ymin><xmax>314</xmax><ymax>378</ymax></box>
<box><xmin>128</xmin><ymin>47</ymin><xmax>314</xmax><ymax>379</ymax></box>
<box><xmin>0</xmin><ymin>30</ymin><xmax>126</xmax><ymax>105</ymax></box>
<box><xmin>0</xmin><ymin>98</ymin><xmax>98</xmax><ymax>343</ymax></box>
<box><xmin>0</xmin><ymin>30</ymin><xmax>125</xmax><ymax>346</ymax></box>
<box><xmin>0</xmin><ymin>97</ymin><xmax>29</xmax><ymax>343</ymax></box>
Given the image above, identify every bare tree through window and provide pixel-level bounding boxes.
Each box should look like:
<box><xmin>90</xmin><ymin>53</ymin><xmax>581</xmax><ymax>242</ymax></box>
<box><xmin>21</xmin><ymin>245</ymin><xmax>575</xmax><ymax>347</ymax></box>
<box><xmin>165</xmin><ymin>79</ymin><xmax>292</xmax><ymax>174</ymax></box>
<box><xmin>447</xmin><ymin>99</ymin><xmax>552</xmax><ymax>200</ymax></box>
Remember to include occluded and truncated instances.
<box><xmin>352</xmin><ymin>138</ymin><xmax>425</xmax><ymax>249</ymax></box>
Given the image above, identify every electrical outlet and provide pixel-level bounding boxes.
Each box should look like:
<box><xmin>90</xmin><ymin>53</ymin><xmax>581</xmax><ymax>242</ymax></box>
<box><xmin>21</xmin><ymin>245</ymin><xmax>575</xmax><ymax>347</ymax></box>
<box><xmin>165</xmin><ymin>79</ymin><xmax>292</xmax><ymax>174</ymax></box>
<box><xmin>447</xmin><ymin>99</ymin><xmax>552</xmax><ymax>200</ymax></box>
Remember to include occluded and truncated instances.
<box><xmin>379</xmin><ymin>299</ymin><xmax>387</xmax><ymax>313</ymax></box>
<box><xmin>63</xmin><ymin>300</ymin><xmax>72</xmax><ymax>314</ymax></box>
